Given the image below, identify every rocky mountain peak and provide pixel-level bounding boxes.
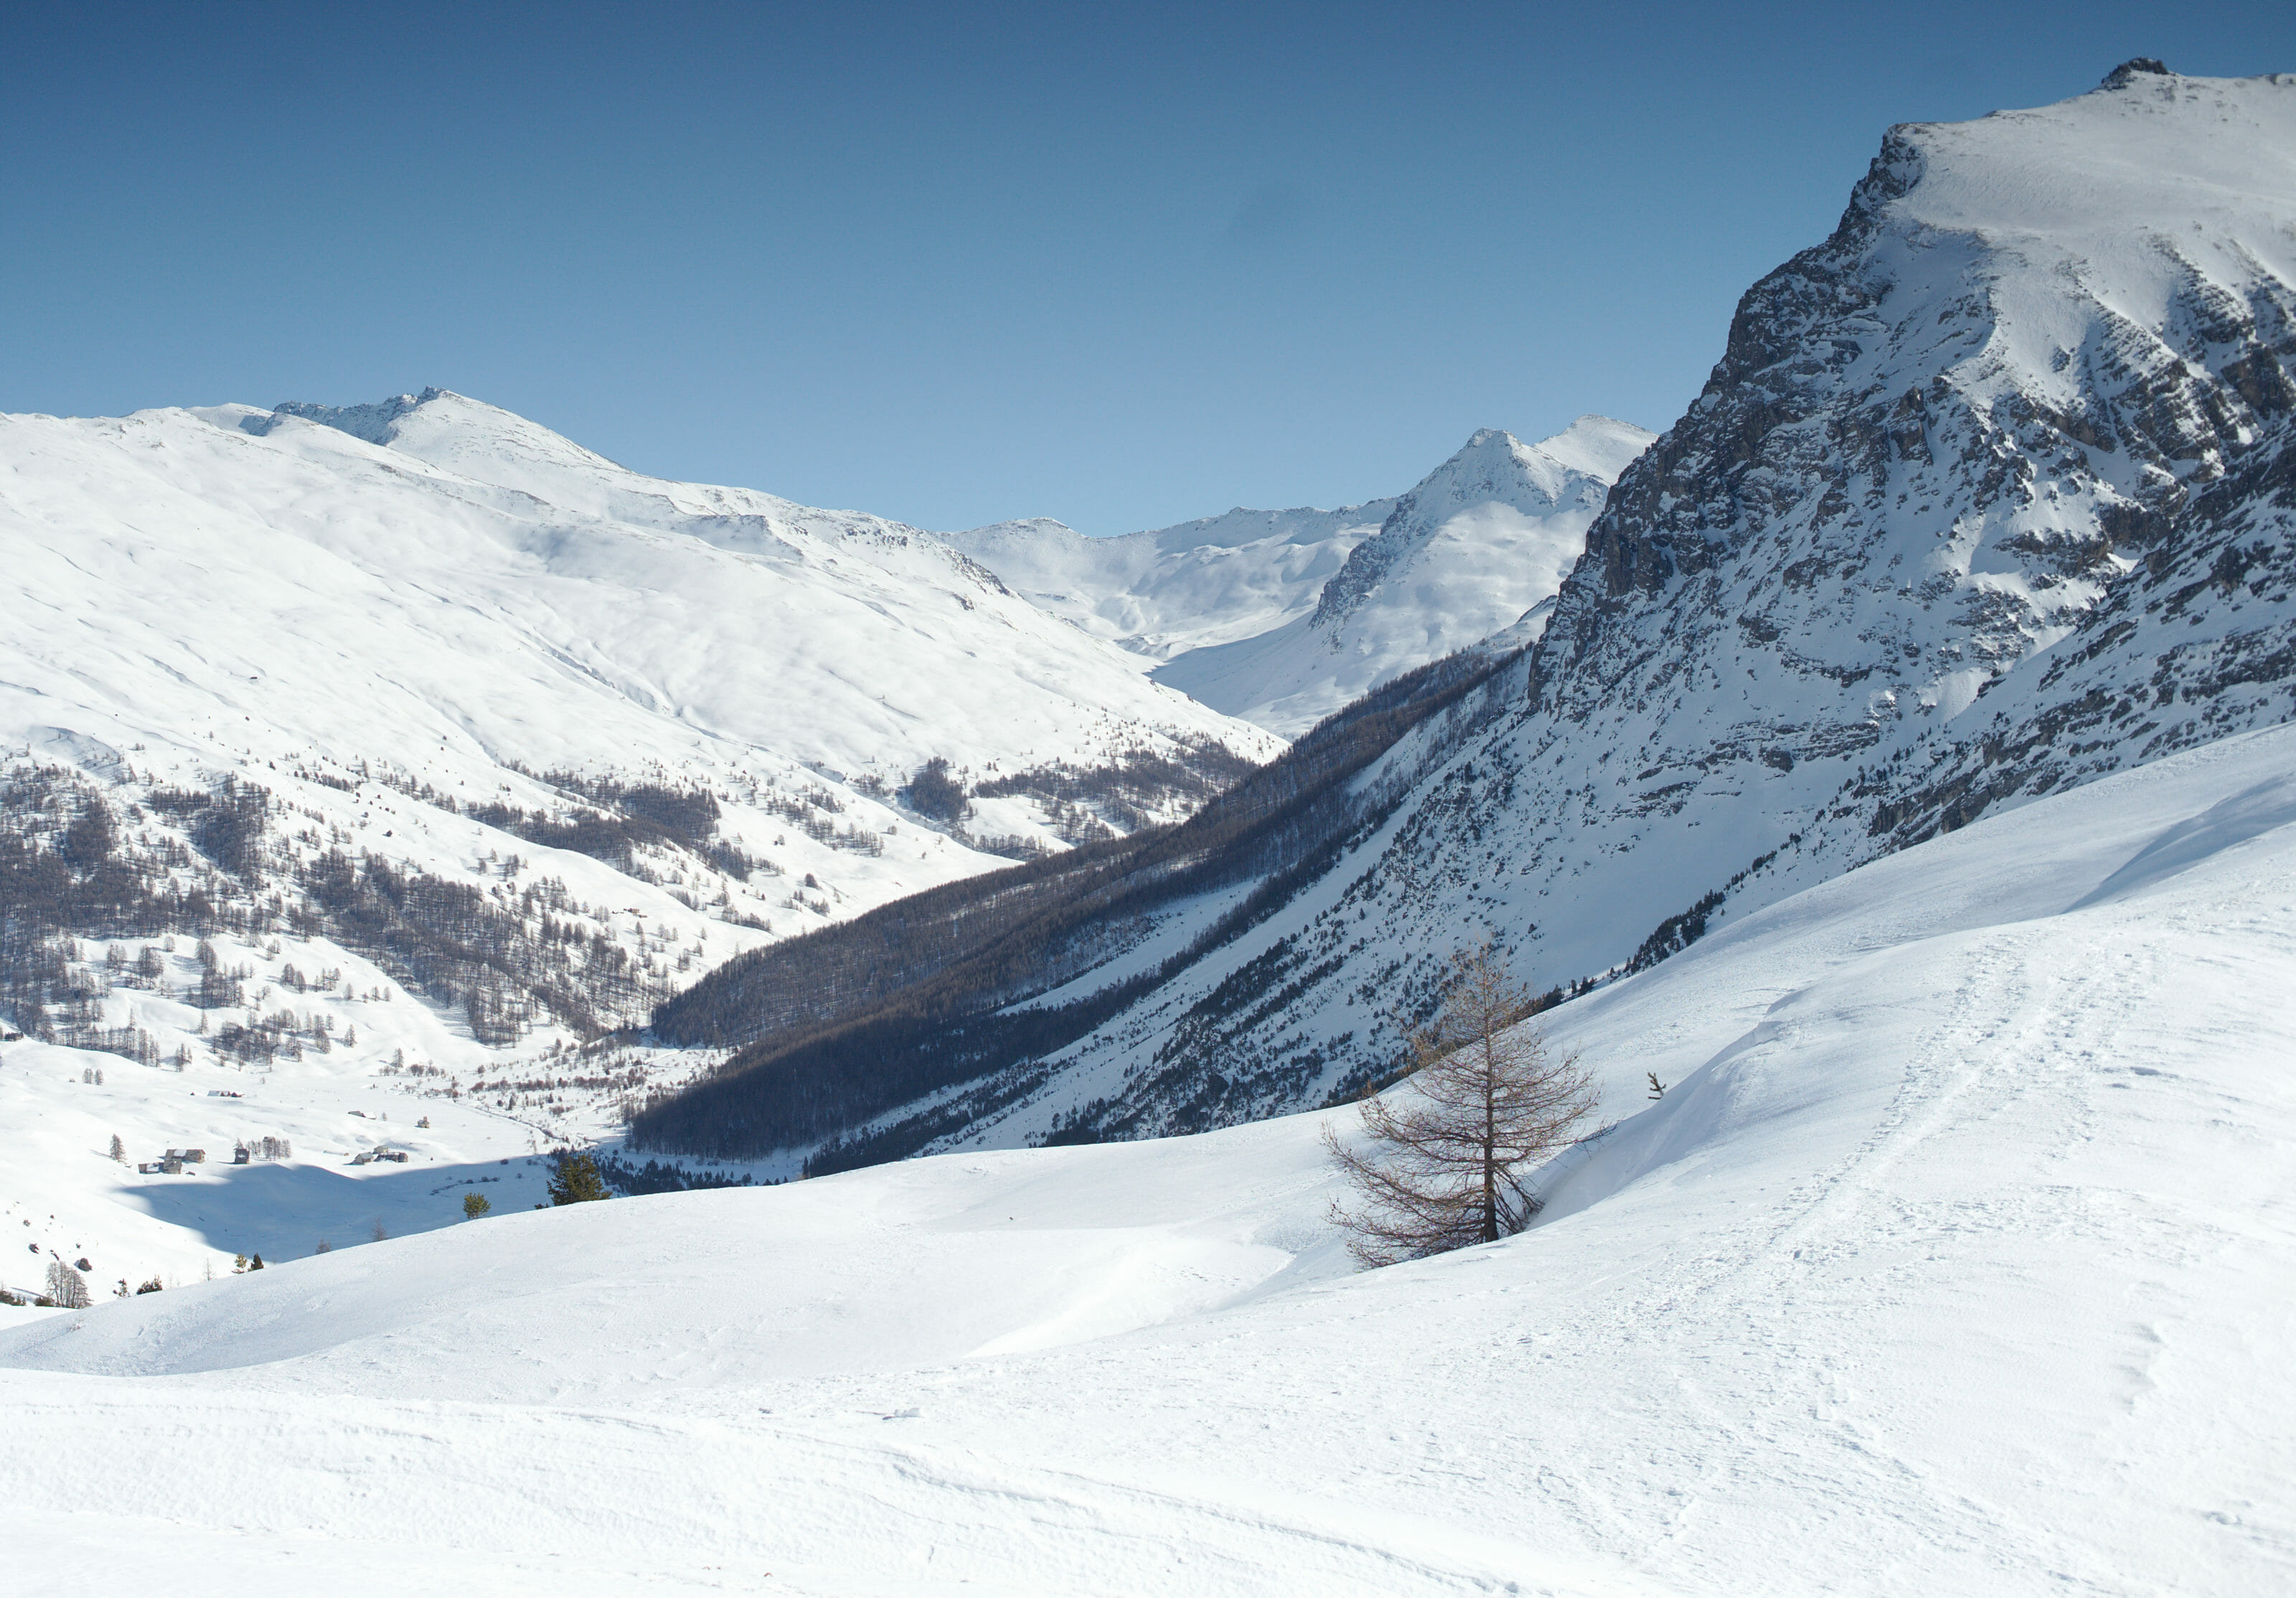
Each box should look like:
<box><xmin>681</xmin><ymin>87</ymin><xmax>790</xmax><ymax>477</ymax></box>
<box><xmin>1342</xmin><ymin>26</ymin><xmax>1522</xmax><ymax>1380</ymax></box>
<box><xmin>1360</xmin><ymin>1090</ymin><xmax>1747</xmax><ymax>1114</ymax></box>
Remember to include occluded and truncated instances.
<box><xmin>687</xmin><ymin>69</ymin><xmax>2296</xmax><ymax>1166</ymax></box>
<box><xmin>2103</xmin><ymin>57</ymin><xmax>2171</xmax><ymax>89</ymax></box>
<box><xmin>1309</xmin><ymin>418</ymin><xmax>1652</xmax><ymax>634</ymax></box>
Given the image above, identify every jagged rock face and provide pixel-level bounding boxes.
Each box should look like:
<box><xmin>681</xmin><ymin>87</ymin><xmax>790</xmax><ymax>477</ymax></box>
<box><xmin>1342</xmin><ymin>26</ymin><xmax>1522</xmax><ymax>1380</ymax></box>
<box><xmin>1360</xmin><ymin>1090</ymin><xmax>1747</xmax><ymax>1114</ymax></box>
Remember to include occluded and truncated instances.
<box><xmin>861</xmin><ymin>67</ymin><xmax>2296</xmax><ymax>1155</ymax></box>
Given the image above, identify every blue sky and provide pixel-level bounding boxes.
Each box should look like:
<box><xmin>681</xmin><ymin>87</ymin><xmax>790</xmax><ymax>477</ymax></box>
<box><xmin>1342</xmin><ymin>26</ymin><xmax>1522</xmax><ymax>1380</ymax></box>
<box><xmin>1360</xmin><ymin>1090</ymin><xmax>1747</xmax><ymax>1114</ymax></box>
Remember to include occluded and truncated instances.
<box><xmin>4</xmin><ymin>3</ymin><xmax>2288</xmax><ymax>533</ymax></box>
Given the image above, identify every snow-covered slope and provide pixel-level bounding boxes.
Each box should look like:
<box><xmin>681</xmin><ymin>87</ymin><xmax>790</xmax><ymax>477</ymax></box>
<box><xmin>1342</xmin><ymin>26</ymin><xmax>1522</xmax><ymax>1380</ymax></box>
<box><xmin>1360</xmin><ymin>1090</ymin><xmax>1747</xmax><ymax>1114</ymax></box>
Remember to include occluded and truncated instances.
<box><xmin>1</xmin><ymin>387</ymin><xmax>1277</xmax><ymax>789</ymax></box>
<box><xmin>657</xmin><ymin>64</ymin><xmax>2296</xmax><ymax>1163</ymax></box>
<box><xmin>0</xmin><ymin>391</ymin><xmax>1281</xmax><ymax>1091</ymax></box>
<box><xmin>946</xmin><ymin>502</ymin><xmax>1394</xmax><ymax>662</ymax></box>
<box><xmin>1152</xmin><ymin>416</ymin><xmax>1653</xmax><ymax>733</ymax></box>
<box><xmin>3</xmin><ymin>721</ymin><xmax>2290</xmax><ymax>1594</ymax></box>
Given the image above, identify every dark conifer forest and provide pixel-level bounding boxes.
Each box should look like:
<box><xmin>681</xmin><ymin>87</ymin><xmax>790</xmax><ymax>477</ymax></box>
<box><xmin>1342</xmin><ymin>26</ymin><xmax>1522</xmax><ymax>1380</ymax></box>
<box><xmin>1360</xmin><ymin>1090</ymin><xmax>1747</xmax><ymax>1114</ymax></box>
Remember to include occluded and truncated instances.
<box><xmin>632</xmin><ymin>647</ymin><xmax>1530</xmax><ymax>1167</ymax></box>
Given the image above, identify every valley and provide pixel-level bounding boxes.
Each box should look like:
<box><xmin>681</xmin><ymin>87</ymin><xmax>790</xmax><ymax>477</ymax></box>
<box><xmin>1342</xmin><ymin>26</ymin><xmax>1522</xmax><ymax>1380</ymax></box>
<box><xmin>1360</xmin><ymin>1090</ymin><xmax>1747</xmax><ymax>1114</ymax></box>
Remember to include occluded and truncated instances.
<box><xmin>1</xmin><ymin>57</ymin><xmax>2291</xmax><ymax>1598</ymax></box>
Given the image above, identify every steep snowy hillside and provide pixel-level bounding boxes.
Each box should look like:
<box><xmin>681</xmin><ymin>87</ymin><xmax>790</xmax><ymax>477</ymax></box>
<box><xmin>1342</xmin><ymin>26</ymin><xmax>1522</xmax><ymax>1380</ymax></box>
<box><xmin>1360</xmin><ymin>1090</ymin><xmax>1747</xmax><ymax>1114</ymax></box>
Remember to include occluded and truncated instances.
<box><xmin>947</xmin><ymin>502</ymin><xmax>1393</xmax><ymax>662</ymax></box>
<box><xmin>0</xmin><ymin>390</ymin><xmax>1277</xmax><ymax>1129</ymax></box>
<box><xmin>634</xmin><ymin>64</ymin><xmax>2296</xmax><ymax>1166</ymax></box>
<box><xmin>951</xmin><ymin>417</ymin><xmax>1654</xmax><ymax>738</ymax></box>
<box><xmin>4</xmin><ymin>723</ymin><xmax>2290</xmax><ymax>1595</ymax></box>
<box><xmin>1155</xmin><ymin>417</ymin><xmax>1653</xmax><ymax>733</ymax></box>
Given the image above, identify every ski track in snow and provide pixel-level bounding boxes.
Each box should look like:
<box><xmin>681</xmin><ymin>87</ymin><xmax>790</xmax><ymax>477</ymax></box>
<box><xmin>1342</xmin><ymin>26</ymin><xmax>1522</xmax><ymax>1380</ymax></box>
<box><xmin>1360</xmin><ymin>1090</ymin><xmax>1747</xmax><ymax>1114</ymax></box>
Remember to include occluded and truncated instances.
<box><xmin>3</xmin><ymin>723</ymin><xmax>2292</xmax><ymax>1594</ymax></box>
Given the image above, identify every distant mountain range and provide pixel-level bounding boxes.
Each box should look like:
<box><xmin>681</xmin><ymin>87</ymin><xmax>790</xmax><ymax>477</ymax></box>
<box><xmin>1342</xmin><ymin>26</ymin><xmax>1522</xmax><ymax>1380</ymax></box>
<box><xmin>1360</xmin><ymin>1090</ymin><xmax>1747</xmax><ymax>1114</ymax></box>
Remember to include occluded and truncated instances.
<box><xmin>8</xmin><ymin>62</ymin><xmax>2290</xmax><ymax>1193</ymax></box>
<box><xmin>948</xmin><ymin>416</ymin><xmax>1654</xmax><ymax>735</ymax></box>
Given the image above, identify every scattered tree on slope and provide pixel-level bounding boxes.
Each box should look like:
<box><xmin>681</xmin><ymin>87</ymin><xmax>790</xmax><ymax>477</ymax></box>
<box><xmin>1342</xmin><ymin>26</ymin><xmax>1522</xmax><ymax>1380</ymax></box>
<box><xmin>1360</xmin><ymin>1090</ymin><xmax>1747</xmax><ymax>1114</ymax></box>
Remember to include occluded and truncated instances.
<box><xmin>1326</xmin><ymin>946</ymin><xmax>1595</xmax><ymax>1266</ymax></box>
<box><xmin>44</xmin><ymin>1260</ymin><xmax>90</xmax><ymax>1309</ymax></box>
<box><xmin>547</xmin><ymin>1152</ymin><xmax>611</xmax><ymax>1205</ymax></box>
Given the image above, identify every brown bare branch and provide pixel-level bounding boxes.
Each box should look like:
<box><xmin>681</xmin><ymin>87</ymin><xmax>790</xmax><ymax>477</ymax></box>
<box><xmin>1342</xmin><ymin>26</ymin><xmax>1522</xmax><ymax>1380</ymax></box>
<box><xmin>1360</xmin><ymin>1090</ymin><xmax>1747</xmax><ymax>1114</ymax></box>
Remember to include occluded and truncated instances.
<box><xmin>1327</xmin><ymin>945</ymin><xmax>1594</xmax><ymax>1266</ymax></box>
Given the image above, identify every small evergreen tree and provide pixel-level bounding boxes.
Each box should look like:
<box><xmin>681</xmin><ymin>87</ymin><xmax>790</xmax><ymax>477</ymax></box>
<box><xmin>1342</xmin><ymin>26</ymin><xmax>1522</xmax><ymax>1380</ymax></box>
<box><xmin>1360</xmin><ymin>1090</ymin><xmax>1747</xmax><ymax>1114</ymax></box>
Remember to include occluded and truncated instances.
<box><xmin>462</xmin><ymin>1190</ymin><xmax>492</xmax><ymax>1220</ymax></box>
<box><xmin>547</xmin><ymin>1151</ymin><xmax>611</xmax><ymax>1205</ymax></box>
<box><xmin>109</xmin><ymin>1133</ymin><xmax>126</xmax><ymax>1162</ymax></box>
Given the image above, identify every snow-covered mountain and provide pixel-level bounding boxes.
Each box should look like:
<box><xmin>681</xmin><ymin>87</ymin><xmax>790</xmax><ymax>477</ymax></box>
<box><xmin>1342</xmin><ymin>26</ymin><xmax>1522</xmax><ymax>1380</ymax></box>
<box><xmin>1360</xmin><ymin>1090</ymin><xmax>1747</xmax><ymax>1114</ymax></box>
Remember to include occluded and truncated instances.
<box><xmin>949</xmin><ymin>416</ymin><xmax>1655</xmax><ymax>737</ymax></box>
<box><xmin>4</xmin><ymin>717</ymin><xmax>2290</xmax><ymax>1594</ymax></box>
<box><xmin>0</xmin><ymin>389</ymin><xmax>1279</xmax><ymax>1095</ymax></box>
<box><xmin>637</xmin><ymin>63</ymin><xmax>2296</xmax><ymax>1166</ymax></box>
<box><xmin>1152</xmin><ymin>417</ymin><xmax>1654</xmax><ymax>733</ymax></box>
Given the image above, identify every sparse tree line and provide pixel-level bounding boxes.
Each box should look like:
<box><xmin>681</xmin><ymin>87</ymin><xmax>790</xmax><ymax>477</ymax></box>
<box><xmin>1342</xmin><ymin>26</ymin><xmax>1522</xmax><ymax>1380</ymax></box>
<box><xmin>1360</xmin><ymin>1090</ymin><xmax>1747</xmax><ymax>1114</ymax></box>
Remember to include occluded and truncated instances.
<box><xmin>0</xmin><ymin>752</ymin><xmax>850</xmax><ymax>1056</ymax></box>
<box><xmin>895</xmin><ymin>739</ymin><xmax>1260</xmax><ymax>855</ymax></box>
<box><xmin>0</xmin><ymin>763</ymin><xmax>686</xmax><ymax>1051</ymax></box>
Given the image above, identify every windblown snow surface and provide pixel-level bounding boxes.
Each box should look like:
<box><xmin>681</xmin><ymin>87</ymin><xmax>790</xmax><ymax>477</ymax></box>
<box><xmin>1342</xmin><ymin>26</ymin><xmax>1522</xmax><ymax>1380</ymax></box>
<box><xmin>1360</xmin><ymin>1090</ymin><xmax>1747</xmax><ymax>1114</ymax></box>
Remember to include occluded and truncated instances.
<box><xmin>3</xmin><ymin>722</ymin><xmax>2291</xmax><ymax>1596</ymax></box>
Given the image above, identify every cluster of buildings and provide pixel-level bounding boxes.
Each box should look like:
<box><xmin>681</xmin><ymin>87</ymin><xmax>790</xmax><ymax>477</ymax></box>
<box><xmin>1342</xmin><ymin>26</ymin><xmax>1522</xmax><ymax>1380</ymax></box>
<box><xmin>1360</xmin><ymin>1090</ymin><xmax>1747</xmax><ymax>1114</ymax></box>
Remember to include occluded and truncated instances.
<box><xmin>135</xmin><ymin>1146</ymin><xmax>209</xmax><ymax>1175</ymax></box>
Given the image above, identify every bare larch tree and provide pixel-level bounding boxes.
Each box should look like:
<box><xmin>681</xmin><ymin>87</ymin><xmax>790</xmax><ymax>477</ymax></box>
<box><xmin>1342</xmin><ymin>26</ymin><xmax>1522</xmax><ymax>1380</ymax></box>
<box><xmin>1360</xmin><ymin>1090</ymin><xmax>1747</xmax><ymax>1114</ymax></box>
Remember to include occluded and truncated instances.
<box><xmin>1325</xmin><ymin>946</ymin><xmax>1596</xmax><ymax>1266</ymax></box>
<box><xmin>44</xmin><ymin>1259</ymin><xmax>91</xmax><ymax>1309</ymax></box>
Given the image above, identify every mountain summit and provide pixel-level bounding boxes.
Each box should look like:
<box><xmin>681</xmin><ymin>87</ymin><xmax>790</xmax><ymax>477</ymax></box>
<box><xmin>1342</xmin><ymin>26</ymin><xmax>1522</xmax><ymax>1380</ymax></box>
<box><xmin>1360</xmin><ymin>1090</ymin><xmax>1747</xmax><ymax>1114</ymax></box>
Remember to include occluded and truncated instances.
<box><xmin>954</xmin><ymin>416</ymin><xmax>1654</xmax><ymax>737</ymax></box>
<box><xmin>1154</xmin><ymin>417</ymin><xmax>1652</xmax><ymax>734</ymax></box>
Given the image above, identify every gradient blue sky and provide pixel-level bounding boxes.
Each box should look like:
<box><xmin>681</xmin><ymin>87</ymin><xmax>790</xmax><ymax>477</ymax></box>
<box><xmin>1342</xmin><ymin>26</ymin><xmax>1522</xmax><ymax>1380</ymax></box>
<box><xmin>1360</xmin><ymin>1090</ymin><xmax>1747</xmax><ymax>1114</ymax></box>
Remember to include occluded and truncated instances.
<box><xmin>4</xmin><ymin>3</ymin><xmax>2289</xmax><ymax>534</ymax></box>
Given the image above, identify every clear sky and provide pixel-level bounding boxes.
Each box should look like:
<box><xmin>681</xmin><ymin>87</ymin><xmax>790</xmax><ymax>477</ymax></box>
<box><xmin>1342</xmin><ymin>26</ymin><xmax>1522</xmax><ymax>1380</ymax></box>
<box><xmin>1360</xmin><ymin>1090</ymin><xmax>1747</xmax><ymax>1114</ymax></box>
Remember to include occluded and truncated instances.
<box><xmin>4</xmin><ymin>2</ymin><xmax>2288</xmax><ymax>534</ymax></box>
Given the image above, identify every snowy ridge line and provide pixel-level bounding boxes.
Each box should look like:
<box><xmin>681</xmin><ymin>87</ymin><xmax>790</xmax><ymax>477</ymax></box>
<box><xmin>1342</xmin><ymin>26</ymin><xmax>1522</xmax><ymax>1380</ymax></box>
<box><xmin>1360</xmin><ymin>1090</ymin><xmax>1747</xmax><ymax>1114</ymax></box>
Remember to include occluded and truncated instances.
<box><xmin>949</xmin><ymin>416</ymin><xmax>1652</xmax><ymax>737</ymax></box>
<box><xmin>0</xmin><ymin>384</ymin><xmax>1297</xmax><ymax>1178</ymax></box>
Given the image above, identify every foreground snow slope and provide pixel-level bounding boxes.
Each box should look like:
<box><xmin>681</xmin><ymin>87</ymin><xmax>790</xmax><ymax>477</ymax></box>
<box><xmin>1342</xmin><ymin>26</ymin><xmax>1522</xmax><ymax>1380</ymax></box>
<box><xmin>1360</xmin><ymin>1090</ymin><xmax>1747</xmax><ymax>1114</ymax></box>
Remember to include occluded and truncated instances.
<box><xmin>4</xmin><ymin>723</ymin><xmax>2290</xmax><ymax>1595</ymax></box>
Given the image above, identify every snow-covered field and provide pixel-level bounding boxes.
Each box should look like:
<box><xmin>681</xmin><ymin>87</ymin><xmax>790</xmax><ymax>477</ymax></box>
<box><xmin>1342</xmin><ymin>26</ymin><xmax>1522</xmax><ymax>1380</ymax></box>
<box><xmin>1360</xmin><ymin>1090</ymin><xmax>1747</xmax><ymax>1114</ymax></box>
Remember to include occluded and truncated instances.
<box><xmin>4</xmin><ymin>722</ymin><xmax>2289</xmax><ymax>1595</ymax></box>
<box><xmin>0</xmin><ymin>923</ymin><xmax>629</xmax><ymax>1297</ymax></box>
